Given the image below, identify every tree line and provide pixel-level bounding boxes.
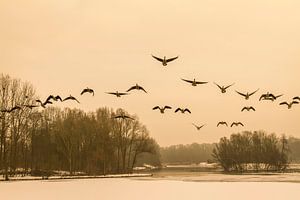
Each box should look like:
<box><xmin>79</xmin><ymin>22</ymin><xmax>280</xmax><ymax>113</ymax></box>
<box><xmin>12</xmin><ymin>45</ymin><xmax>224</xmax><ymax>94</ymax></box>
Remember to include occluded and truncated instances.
<box><xmin>213</xmin><ymin>131</ymin><xmax>289</xmax><ymax>172</ymax></box>
<box><xmin>0</xmin><ymin>74</ymin><xmax>159</xmax><ymax>180</ymax></box>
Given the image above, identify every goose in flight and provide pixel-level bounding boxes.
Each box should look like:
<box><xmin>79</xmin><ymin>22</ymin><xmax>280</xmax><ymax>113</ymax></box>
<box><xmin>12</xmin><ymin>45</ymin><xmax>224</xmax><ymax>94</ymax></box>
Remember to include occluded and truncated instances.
<box><xmin>235</xmin><ymin>89</ymin><xmax>259</xmax><ymax>100</ymax></box>
<box><xmin>181</xmin><ymin>78</ymin><xmax>208</xmax><ymax>86</ymax></box>
<box><xmin>293</xmin><ymin>96</ymin><xmax>300</xmax><ymax>101</ymax></box>
<box><xmin>279</xmin><ymin>101</ymin><xmax>299</xmax><ymax>109</ymax></box>
<box><xmin>241</xmin><ymin>106</ymin><xmax>255</xmax><ymax>112</ymax></box>
<box><xmin>231</xmin><ymin>122</ymin><xmax>244</xmax><ymax>127</ymax></box>
<box><xmin>214</xmin><ymin>82</ymin><xmax>235</xmax><ymax>93</ymax></box>
<box><xmin>151</xmin><ymin>55</ymin><xmax>178</xmax><ymax>66</ymax></box>
<box><xmin>36</xmin><ymin>99</ymin><xmax>52</xmax><ymax>108</ymax></box>
<box><xmin>81</xmin><ymin>87</ymin><xmax>94</xmax><ymax>96</ymax></box>
<box><xmin>55</xmin><ymin>95</ymin><xmax>63</xmax><ymax>102</ymax></box>
<box><xmin>106</xmin><ymin>91</ymin><xmax>129</xmax><ymax>97</ymax></box>
<box><xmin>153</xmin><ymin>106</ymin><xmax>172</xmax><ymax>113</ymax></box>
<box><xmin>175</xmin><ymin>108</ymin><xmax>191</xmax><ymax>114</ymax></box>
<box><xmin>217</xmin><ymin>121</ymin><xmax>228</xmax><ymax>127</ymax></box>
<box><xmin>259</xmin><ymin>93</ymin><xmax>283</xmax><ymax>101</ymax></box>
<box><xmin>192</xmin><ymin>123</ymin><xmax>205</xmax><ymax>130</ymax></box>
<box><xmin>23</xmin><ymin>104</ymin><xmax>39</xmax><ymax>109</ymax></box>
<box><xmin>46</xmin><ymin>95</ymin><xmax>57</xmax><ymax>102</ymax></box>
<box><xmin>114</xmin><ymin>114</ymin><xmax>134</xmax><ymax>120</ymax></box>
<box><xmin>127</xmin><ymin>84</ymin><xmax>147</xmax><ymax>93</ymax></box>
<box><xmin>63</xmin><ymin>95</ymin><xmax>80</xmax><ymax>103</ymax></box>
<box><xmin>1</xmin><ymin>106</ymin><xmax>22</xmax><ymax>113</ymax></box>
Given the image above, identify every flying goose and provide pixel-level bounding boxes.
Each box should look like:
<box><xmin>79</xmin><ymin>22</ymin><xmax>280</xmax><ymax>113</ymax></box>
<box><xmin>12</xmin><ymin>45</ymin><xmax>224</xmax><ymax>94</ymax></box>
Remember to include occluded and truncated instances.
<box><xmin>106</xmin><ymin>91</ymin><xmax>129</xmax><ymax>97</ymax></box>
<box><xmin>260</xmin><ymin>93</ymin><xmax>283</xmax><ymax>101</ymax></box>
<box><xmin>36</xmin><ymin>99</ymin><xmax>52</xmax><ymax>108</ymax></box>
<box><xmin>293</xmin><ymin>96</ymin><xmax>300</xmax><ymax>101</ymax></box>
<box><xmin>231</xmin><ymin>122</ymin><xmax>244</xmax><ymax>127</ymax></box>
<box><xmin>235</xmin><ymin>89</ymin><xmax>259</xmax><ymax>100</ymax></box>
<box><xmin>279</xmin><ymin>101</ymin><xmax>299</xmax><ymax>109</ymax></box>
<box><xmin>175</xmin><ymin>108</ymin><xmax>191</xmax><ymax>114</ymax></box>
<box><xmin>217</xmin><ymin>121</ymin><xmax>228</xmax><ymax>127</ymax></box>
<box><xmin>127</xmin><ymin>84</ymin><xmax>147</xmax><ymax>93</ymax></box>
<box><xmin>1</xmin><ymin>106</ymin><xmax>22</xmax><ymax>113</ymax></box>
<box><xmin>192</xmin><ymin>123</ymin><xmax>205</xmax><ymax>130</ymax></box>
<box><xmin>114</xmin><ymin>114</ymin><xmax>134</xmax><ymax>120</ymax></box>
<box><xmin>181</xmin><ymin>78</ymin><xmax>208</xmax><ymax>86</ymax></box>
<box><xmin>214</xmin><ymin>82</ymin><xmax>235</xmax><ymax>93</ymax></box>
<box><xmin>152</xmin><ymin>106</ymin><xmax>172</xmax><ymax>113</ymax></box>
<box><xmin>63</xmin><ymin>95</ymin><xmax>80</xmax><ymax>103</ymax></box>
<box><xmin>81</xmin><ymin>87</ymin><xmax>94</xmax><ymax>96</ymax></box>
<box><xmin>46</xmin><ymin>95</ymin><xmax>57</xmax><ymax>102</ymax></box>
<box><xmin>241</xmin><ymin>106</ymin><xmax>256</xmax><ymax>112</ymax></box>
<box><xmin>151</xmin><ymin>55</ymin><xmax>178</xmax><ymax>66</ymax></box>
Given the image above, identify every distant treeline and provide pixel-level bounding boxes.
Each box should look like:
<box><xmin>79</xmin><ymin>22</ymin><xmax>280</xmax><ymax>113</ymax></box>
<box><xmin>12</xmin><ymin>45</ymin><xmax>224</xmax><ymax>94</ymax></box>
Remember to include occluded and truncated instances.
<box><xmin>0</xmin><ymin>74</ymin><xmax>159</xmax><ymax>180</ymax></box>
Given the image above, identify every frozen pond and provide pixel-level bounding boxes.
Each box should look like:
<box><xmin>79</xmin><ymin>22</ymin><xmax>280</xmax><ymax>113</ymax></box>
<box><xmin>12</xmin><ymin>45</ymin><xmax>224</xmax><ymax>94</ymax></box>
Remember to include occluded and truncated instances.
<box><xmin>1</xmin><ymin>177</ymin><xmax>300</xmax><ymax>200</ymax></box>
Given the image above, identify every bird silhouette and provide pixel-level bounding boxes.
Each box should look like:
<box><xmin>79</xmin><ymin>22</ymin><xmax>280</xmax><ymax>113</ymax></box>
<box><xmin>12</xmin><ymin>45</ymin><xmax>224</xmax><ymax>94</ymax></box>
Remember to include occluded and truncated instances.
<box><xmin>114</xmin><ymin>114</ymin><xmax>134</xmax><ymax>120</ymax></box>
<box><xmin>81</xmin><ymin>87</ymin><xmax>94</xmax><ymax>96</ymax></box>
<box><xmin>181</xmin><ymin>78</ymin><xmax>208</xmax><ymax>86</ymax></box>
<box><xmin>151</xmin><ymin>55</ymin><xmax>178</xmax><ymax>66</ymax></box>
<box><xmin>106</xmin><ymin>91</ymin><xmax>129</xmax><ymax>97</ymax></box>
<box><xmin>63</xmin><ymin>95</ymin><xmax>80</xmax><ymax>103</ymax></box>
<box><xmin>127</xmin><ymin>84</ymin><xmax>147</xmax><ymax>93</ymax></box>
<box><xmin>36</xmin><ymin>99</ymin><xmax>52</xmax><ymax>108</ymax></box>
<box><xmin>46</xmin><ymin>95</ymin><xmax>57</xmax><ymax>102</ymax></box>
<box><xmin>23</xmin><ymin>104</ymin><xmax>39</xmax><ymax>109</ymax></box>
<box><xmin>214</xmin><ymin>82</ymin><xmax>234</xmax><ymax>93</ymax></box>
<box><xmin>152</xmin><ymin>106</ymin><xmax>172</xmax><ymax>113</ymax></box>
<box><xmin>241</xmin><ymin>106</ymin><xmax>256</xmax><ymax>112</ymax></box>
<box><xmin>279</xmin><ymin>101</ymin><xmax>299</xmax><ymax>109</ymax></box>
<box><xmin>235</xmin><ymin>89</ymin><xmax>259</xmax><ymax>100</ymax></box>
<box><xmin>293</xmin><ymin>96</ymin><xmax>300</xmax><ymax>101</ymax></box>
<box><xmin>231</xmin><ymin>122</ymin><xmax>244</xmax><ymax>127</ymax></box>
<box><xmin>1</xmin><ymin>106</ymin><xmax>22</xmax><ymax>113</ymax></box>
<box><xmin>192</xmin><ymin>123</ymin><xmax>205</xmax><ymax>130</ymax></box>
<box><xmin>217</xmin><ymin>121</ymin><xmax>228</xmax><ymax>127</ymax></box>
<box><xmin>175</xmin><ymin>108</ymin><xmax>191</xmax><ymax>114</ymax></box>
<box><xmin>55</xmin><ymin>95</ymin><xmax>63</xmax><ymax>102</ymax></box>
<box><xmin>260</xmin><ymin>93</ymin><xmax>283</xmax><ymax>101</ymax></box>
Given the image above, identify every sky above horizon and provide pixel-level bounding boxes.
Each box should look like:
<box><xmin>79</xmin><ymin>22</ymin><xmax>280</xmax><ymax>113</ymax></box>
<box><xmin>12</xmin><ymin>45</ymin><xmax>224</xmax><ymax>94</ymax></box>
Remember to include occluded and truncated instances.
<box><xmin>1</xmin><ymin>0</ymin><xmax>300</xmax><ymax>146</ymax></box>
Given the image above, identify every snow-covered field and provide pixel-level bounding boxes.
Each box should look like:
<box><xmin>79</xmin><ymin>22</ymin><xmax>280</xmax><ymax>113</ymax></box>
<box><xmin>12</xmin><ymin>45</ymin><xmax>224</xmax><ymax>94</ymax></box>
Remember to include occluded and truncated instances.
<box><xmin>1</xmin><ymin>177</ymin><xmax>300</xmax><ymax>200</ymax></box>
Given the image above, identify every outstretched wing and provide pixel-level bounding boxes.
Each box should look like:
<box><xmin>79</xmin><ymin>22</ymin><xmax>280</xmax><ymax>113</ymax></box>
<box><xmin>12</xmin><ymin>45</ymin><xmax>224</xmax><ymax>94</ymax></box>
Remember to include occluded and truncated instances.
<box><xmin>164</xmin><ymin>106</ymin><xmax>172</xmax><ymax>109</ymax></box>
<box><xmin>230</xmin><ymin>123</ymin><xmax>235</xmax><ymax>127</ymax></box>
<box><xmin>126</xmin><ymin>86</ymin><xmax>137</xmax><ymax>92</ymax></box>
<box><xmin>55</xmin><ymin>95</ymin><xmax>63</xmax><ymax>102</ymax></box>
<box><xmin>139</xmin><ymin>86</ymin><xmax>147</xmax><ymax>93</ymax></box>
<box><xmin>249</xmin><ymin>89</ymin><xmax>259</xmax><ymax>96</ymax></box>
<box><xmin>166</xmin><ymin>56</ymin><xmax>178</xmax><ymax>63</ymax></box>
<box><xmin>224</xmin><ymin>83</ymin><xmax>235</xmax><ymax>89</ymax></box>
<box><xmin>291</xmin><ymin>101</ymin><xmax>299</xmax><ymax>105</ymax></box>
<box><xmin>279</xmin><ymin>102</ymin><xmax>289</xmax><ymax>106</ymax></box>
<box><xmin>235</xmin><ymin>91</ymin><xmax>247</xmax><ymax>97</ymax></box>
<box><xmin>195</xmin><ymin>81</ymin><xmax>208</xmax><ymax>84</ymax></box>
<box><xmin>152</xmin><ymin>106</ymin><xmax>160</xmax><ymax>110</ymax></box>
<box><xmin>106</xmin><ymin>92</ymin><xmax>117</xmax><ymax>95</ymax></box>
<box><xmin>46</xmin><ymin>95</ymin><xmax>55</xmax><ymax>102</ymax></box>
<box><xmin>118</xmin><ymin>92</ymin><xmax>129</xmax><ymax>96</ymax></box>
<box><xmin>175</xmin><ymin>108</ymin><xmax>181</xmax><ymax>113</ymax></box>
<box><xmin>151</xmin><ymin>55</ymin><xmax>164</xmax><ymax>62</ymax></box>
<box><xmin>181</xmin><ymin>78</ymin><xmax>193</xmax><ymax>84</ymax></box>
<box><xmin>214</xmin><ymin>82</ymin><xmax>222</xmax><ymax>90</ymax></box>
<box><xmin>293</xmin><ymin>96</ymin><xmax>300</xmax><ymax>101</ymax></box>
<box><xmin>124</xmin><ymin>115</ymin><xmax>134</xmax><ymax>120</ymax></box>
<box><xmin>238</xmin><ymin>122</ymin><xmax>244</xmax><ymax>126</ymax></box>
<box><xmin>259</xmin><ymin>94</ymin><xmax>266</xmax><ymax>101</ymax></box>
<box><xmin>241</xmin><ymin>107</ymin><xmax>247</xmax><ymax>112</ymax></box>
<box><xmin>274</xmin><ymin>94</ymin><xmax>283</xmax><ymax>99</ymax></box>
<box><xmin>249</xmin><ymin>106</ymin><xmax>256</xmax><ymax>111</ymax></box>
<box><xmin>80</xmin><ymin>89</ymin><xmax>87</xmax><ymax>95</ymax></box>
<box><xmin>184</xmin><ymin>108</ymin><xmax>191</xmax><ymax>113</ymax></box>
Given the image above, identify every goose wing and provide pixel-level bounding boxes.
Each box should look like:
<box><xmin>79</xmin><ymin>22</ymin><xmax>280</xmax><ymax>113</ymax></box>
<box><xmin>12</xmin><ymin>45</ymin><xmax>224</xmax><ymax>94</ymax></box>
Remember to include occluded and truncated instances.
<box><xmin>241</xmin><ymin>107</ymin><xmax>247</xmax><ymax>112</ymax></box>
<box><xmin>259</xmin><ymin>94</ymin><xmax>266</xmax><ymax>101</ymax></box>
<box><xmin>151</xmin><ymin>55</ymin><xmax>164</xmax><ymax>62</ymax></box>
<box><xmin>293</xmin><ymin>96</ymin><xmax>300</xmax><ymax>101</ymax></box>
<box><xmin>166</xmin><ymin>56</ymin><xmax>178</xmax><ymax>62</ymax></box>
<box><xmin>249</xmin><ymin>106</ymin><xmax>256</xmax><ymax>111</ymax></box>
<box><xmin>164</xmin><ymin>106</ymin><xmax>172</xmax><ymax>109</ymax></box>
<box><xmin>127</xmin><ymin>86</ymin><xmax>137</xmax><ymax>92</ymax></box>
<box><xmin>118</xmin><ymin>92</ymin><xmax>129</xmax><ymax>96</ymax></box>
<box><xmin>230</xmin><ymin>122</ymin><xmax>236</xmax><ymax>127</ymax></box>
<box><xmin>249</xmin><ymin>89</ymin><xmax>259</xmax><ymax>96</ymax></box>
<box><xmin>195</xmin><ymin>81</ymin><xmax>208</xmax><ymax>84</ymax></box>
<box><xmin>235</xmin><ymin>91</ymin><xmax>247</xmax><ymax>97</ymax></box>
<box><xmin>274</xmin><ymin>94</ymin><xmax>283</xmax><ymax>99</ymax></box>
<box><xmin>152</xmin><ymin>106</ymin><xmax>160</xmax><ymax>110</ymax></box>
<box><xmin>184</xmin><ymin>108</ymin><xmax>191</xmax><ymax>113</ymax></box>
<box><xmin>279</xmin><ymin>102</ymin><xmax>289</xmax><ymax>106</ymax></box>
<box><xmin>224</xmin><ymin>83</ymin><xmax>235</xmax><ymax>89</ymax></box>
<box><xmin>175</xmin><ymin>108</ymin><xmax>182</xmax><ymax>113</ymax></box>
<box><xmin>214</xmin><ymin>82</ymin><xmax>222</xmax><ymax>90</ymax></box>
<box><xmin>106</xmin><ymin>92</ymin><xmax>117</xmax><ymax>95</ymax></box>
<box><xmin>291</xmin><ymin>101</ymin><xmax>299</xmax><ymax>105</ymax></box>
<box><xmin>181</xmin><ymin>78</ymin><xmax>193</xmax><ymax>84</ymax></box>
<box><xmin>139</xmin><ymin>86</ymin><xmax>147</xmax><ymax>93</ymax></box>
<box><xmin>46</xmin><ymin>95</ymin><xmax>55</xmax><ymax>102</ymax></box>
<box><xmin>237</xmin><ymin>122</ymin><xmax>244</xmax><ymax>126</ymax></box>
<box><xmin>55</xmin><ymin>95</ymin><xmax>63</xmax><ymax>102</ymax></box>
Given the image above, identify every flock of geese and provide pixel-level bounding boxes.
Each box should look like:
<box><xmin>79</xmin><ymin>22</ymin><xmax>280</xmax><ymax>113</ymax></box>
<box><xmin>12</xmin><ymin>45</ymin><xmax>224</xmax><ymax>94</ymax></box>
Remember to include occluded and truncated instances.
<box><xmin>1</xmin><ymin>55</ymin><xmax>299</xmax><ymax>132</ymax></box>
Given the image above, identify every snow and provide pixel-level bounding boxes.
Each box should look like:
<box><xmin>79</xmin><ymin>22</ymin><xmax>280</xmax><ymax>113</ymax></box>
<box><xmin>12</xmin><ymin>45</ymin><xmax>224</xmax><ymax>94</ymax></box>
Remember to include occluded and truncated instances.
<box><xmin>1</xmin><ymin>177</ymin><xmax>300</xmax><ymax>200</ymax></box>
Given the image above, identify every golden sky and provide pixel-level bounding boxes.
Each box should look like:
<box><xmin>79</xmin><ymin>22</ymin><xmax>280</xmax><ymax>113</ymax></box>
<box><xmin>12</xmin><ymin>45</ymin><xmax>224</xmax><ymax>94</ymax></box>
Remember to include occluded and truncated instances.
<box><xmin>1</xmin><ymin>0</ymin><xmax>300</xmax><ymax>146</ymax></box>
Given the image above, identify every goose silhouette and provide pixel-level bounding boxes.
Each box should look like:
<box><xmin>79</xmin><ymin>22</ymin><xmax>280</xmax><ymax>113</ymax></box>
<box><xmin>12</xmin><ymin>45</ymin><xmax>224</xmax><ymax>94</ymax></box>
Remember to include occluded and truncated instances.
<box><xmin>241</xmin><ymin>106</ymin><xmax>255</xmax><ymax>112</ymax></box>
<box><xmin>106</xmin><ymin>91</ymin><xmax>129</xmax><ymax>97</ymax></box>
<box><xmin>231</xmin><ymin>122</ymin><xmax>244</xmax><ymax>127</ymax></box>
<box><xmin>63</xmin><ymin>95</ymin><xmax>80</xmax><ymax>103</ymax></box>
<box><xmin>192</xmin><ymin>123</ymin><xmax>205</xmax><ymax>130</ymax></box>
<box><xmin>127</xmin><ymin>84</ymin><xmax>147</xmax><ymax>93</ymax></box>
<box><xmin>260</xmin><ymin>93</ymin><xmax>283</xmax><ymax>101</ymax></box>
<box><xmin>181</xmin><ymin>78</ymin><xmax>208</xmax><ymax>86</ymax></box>
<box><xmin>153</xmin><ymin>106</ymin><xmax>172</xmax><ymax>113</ymax></box>
<box><xmin>81</xmin><ymin>87</ymin><xmax>94</xmax><ymax>96</ymax></box>
<box><xmin>114</xmin><ymin>114</ymin><xmax>134</xmax><ymax>120</ymax></box>
<box><xmin>217</xmin><ymin>121</ymin><xmax>228</xmax><ymax>127</ymax></box>
<box><xmin>151</xmin><ymin>55</ymin><xmax>178</xmax><ymax>66</ymax></box>
<box><xmin>214</xmin><ymin>82</ymin><xmax>234</xmax><ymax>93</ymax></box>
<box><xmin>279</xmin><ymin>101</ymin><xmax>299</xmax><ymax>109</ymax></box>
<box><xmin>36</xmin><ymin>99</ymin><xmax>52</xmax><ymax>108</ymax></box>
<box><xmin>236</xmin><ymin>89</ymin><xmax>259</xmax><ymax>100</ymax></box>
<box><xmin>175</xmin><ymin>108</ymin><xmax>191</xmax><ymax>114</ymax></box>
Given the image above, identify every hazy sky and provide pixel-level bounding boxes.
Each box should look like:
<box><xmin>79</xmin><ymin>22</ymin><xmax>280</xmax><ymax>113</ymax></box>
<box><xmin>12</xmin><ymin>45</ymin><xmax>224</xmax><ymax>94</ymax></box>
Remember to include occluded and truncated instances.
<box><xmin>1</xmin><ymin>0</ymin><xmax>300</xmax><ymax>146</ymax></box>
